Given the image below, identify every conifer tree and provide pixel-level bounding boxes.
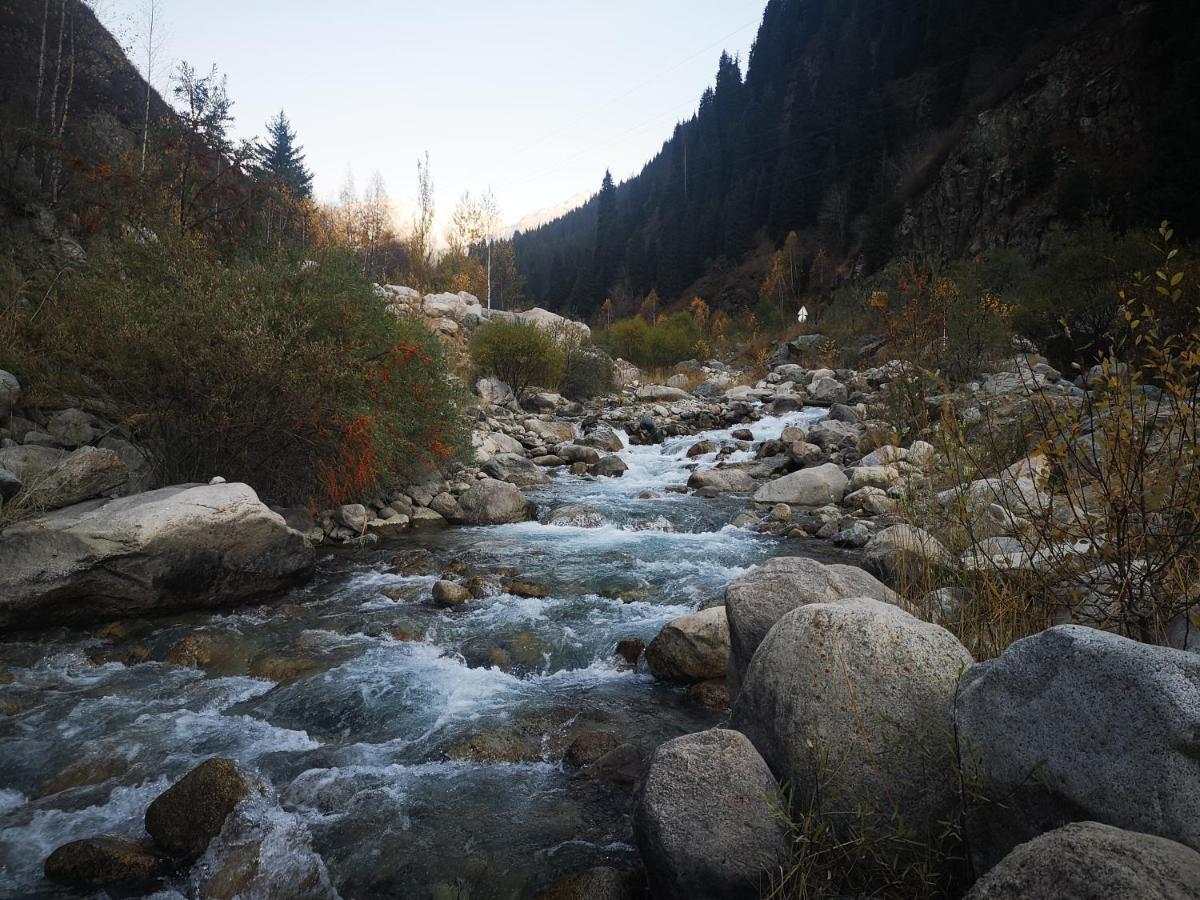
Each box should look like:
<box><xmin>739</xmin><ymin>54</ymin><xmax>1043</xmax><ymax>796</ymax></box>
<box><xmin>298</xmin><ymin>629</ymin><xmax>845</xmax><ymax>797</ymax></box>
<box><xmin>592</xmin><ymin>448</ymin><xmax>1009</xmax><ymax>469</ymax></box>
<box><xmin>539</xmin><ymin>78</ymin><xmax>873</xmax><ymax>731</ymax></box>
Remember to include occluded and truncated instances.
<box><xmin>255</xmin><ymin>110</ymin><xmax>313</xmax><ymax>199</ymax></box>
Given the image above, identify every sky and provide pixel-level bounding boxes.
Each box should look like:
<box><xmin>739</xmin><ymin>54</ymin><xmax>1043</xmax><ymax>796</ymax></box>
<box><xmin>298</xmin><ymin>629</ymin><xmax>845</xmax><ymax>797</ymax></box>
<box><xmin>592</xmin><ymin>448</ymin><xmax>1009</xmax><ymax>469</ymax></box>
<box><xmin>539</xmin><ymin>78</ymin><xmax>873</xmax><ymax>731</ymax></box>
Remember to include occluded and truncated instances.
<box><xmin>98</xmin><ymin>0</ymin><xmax>768</xmax><ymax>233</ymax></box>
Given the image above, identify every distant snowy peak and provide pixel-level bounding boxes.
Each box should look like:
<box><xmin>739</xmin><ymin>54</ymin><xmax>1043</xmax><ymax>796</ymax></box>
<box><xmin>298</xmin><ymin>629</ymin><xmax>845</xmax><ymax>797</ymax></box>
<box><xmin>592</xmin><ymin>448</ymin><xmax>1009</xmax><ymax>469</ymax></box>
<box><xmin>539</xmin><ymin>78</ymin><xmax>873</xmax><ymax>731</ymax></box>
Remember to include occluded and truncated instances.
<box><xmin>507</xmin><ymin>191</ymin><xmax>592</xmax><ymax>237</ymax></box>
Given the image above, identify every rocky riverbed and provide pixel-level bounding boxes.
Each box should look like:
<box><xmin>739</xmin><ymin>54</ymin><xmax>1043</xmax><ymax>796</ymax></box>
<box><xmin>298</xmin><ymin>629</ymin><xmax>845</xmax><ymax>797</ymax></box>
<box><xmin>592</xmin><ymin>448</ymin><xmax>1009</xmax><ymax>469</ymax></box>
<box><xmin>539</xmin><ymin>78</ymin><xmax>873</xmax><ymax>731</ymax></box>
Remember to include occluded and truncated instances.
<box><xmin>0</xmin><ymin>402</ymin><xmax>864</xmax><ymax>898</ymax></box>
<box><xmin>3</xmin><ymin>344</ymin><xmax>1199</xmax><ymax>900</ymax></box>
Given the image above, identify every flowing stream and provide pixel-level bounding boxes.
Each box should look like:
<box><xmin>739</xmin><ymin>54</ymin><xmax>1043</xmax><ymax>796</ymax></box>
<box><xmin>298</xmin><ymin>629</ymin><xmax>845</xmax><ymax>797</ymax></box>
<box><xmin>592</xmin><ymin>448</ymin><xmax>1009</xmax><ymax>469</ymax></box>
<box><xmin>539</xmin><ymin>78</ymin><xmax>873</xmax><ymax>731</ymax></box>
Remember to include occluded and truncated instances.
<box><xmin>0</xmin><ymin>408</ymin><xmax>851</xmax><ymax>899</ymax></box>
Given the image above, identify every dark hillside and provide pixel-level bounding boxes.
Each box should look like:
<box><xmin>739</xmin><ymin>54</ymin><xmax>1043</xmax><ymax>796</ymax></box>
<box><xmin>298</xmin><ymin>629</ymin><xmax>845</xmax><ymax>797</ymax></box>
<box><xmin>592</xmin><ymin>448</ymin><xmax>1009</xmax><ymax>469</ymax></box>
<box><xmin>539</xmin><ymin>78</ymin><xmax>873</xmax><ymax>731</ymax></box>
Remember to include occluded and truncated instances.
<box><xmin>513</xmin><ymin>0</ymin><xmax>1200</xmax><ymax>317</ymax></box>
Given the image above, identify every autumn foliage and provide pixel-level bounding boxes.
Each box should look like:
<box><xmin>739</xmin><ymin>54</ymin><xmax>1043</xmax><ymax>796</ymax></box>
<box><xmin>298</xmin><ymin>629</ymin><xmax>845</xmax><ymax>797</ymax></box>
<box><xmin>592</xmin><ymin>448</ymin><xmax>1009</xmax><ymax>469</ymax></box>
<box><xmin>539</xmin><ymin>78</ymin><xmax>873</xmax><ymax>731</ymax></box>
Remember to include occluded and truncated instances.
<box><xmin>2</xmin><ymin>234</ymin><xmax>467</xmax><ymax>506</ymax></box>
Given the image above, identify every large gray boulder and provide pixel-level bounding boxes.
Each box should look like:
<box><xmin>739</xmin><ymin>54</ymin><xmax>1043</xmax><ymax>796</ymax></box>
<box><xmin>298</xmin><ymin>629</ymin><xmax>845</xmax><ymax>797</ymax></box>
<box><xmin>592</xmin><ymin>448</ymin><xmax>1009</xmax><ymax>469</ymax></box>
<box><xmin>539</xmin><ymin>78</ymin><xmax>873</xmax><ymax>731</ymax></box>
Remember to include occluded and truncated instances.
<box><xmin>753</xmin><ymin>463</ymin><xmax>848</xmax><ymax>506</ymax></box>
<box><xmin>481</xmin><ymin>453</ymin><xmax>551</xmax><ymax>488</ymax></box>
<box><xmin>0</xmin><ymin>482</ymin><xmax>314</xmax><ymax>629</ymax></box>
<box><xmin>635</xmin><ymin>384</ymin><xmax>691</xmax><ymax>402</ymax></box>
<box><xmin>732</xmin><ymin>598</ymin><xmax>973</xmax><ymax>848</ymax></box>
<box><xmin>863</xmin><ymin>524</ymin><xmax>954</xmax><ymax>583</ymax></box>
<box><xmin>454</xmin><ymin>478</ymin><xmax>537</xmax><ymax>525</ymax></box>
<box><xmin>956</xmin><ymin>625</ymin><xmax>1200</xmax><ymax>872</ymax></box>
<box><xmin>724</xmin><ymin>557</ymin><xmax>900</xmax><ymax>696</ymax></box>
<box><xmin>965</xmin><ymin>822</ymin><xmax>1200</xmax><ymax>900</ymax></box>
<box><xmin>687</xmin><ymin>466</ymin><xmax>757</xmax><ymax>494</ymax></box>
<box><xmin>634</xmin><ymin>729</ymin><xmax>790</xmax><ymax>900</ymax></box>
<box><xmin>646</xmin><ymin>607</ymin><xmax>729</xmax><ymax>683</ymax></box>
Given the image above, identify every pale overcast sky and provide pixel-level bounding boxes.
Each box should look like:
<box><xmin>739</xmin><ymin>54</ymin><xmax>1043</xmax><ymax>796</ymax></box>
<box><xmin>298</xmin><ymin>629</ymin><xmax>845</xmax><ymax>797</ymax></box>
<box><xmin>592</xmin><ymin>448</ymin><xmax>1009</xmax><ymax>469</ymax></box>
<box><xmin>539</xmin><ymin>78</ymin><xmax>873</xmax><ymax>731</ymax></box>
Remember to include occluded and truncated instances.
<box><xmin>99</xmin><ymin>1</ymin><xmax>767</xmax><ymax>230</ymax></box>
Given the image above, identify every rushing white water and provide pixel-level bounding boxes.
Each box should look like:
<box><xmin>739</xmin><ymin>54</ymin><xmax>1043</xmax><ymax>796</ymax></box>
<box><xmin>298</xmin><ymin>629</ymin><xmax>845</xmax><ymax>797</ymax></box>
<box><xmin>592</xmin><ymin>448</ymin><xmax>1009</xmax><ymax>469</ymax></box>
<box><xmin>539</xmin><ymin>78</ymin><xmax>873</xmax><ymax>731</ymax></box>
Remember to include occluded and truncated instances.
<box><xmin>0</xmin><ymin>406</ymin><xmax>845</xmax><ymax>899</ymax></box>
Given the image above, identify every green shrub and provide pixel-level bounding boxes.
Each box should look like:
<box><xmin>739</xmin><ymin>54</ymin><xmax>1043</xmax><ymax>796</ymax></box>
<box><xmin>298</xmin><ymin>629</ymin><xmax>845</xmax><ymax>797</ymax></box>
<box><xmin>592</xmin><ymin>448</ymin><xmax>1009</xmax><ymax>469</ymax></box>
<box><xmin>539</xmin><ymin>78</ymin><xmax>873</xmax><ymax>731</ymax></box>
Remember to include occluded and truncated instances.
<box><xmin>1</xmin><ymin>235</ymin><xmax>467</xmax><ymax>506</ymax></box>
<box><xmin>469</xmin><ymin>319</ymin><xmax>564</xmax><ymax>398</ymax></box>
<box><xmin>561</xmin><ymin>347</ymin><xmax>614</xmax><ymax>400</ymax></box>
<box><xmin>598</xmin><ymin>311</ymin><xmax>699</xmax><ymax>369</ymax></box>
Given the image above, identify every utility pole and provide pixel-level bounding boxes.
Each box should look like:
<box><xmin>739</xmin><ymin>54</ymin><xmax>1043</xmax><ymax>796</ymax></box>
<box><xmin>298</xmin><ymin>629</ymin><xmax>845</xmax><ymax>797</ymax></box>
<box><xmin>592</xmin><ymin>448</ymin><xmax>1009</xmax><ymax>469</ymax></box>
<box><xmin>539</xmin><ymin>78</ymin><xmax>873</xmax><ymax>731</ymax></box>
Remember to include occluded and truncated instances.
<box><xmin>487</xmin><ymin>238</ymin><xmax>492</xmax><ymax>310</ymax></box>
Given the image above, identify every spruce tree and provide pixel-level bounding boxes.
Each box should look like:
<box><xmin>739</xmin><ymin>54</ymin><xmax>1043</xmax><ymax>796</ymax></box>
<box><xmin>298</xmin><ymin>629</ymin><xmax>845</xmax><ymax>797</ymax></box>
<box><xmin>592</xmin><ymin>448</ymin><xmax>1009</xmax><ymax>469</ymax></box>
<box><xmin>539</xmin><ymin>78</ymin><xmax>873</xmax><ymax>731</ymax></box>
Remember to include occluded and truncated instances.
<box><xmin>255</xmin><ymin>110</ymin><xmax>314</xmax><ymax>199</ymax></box>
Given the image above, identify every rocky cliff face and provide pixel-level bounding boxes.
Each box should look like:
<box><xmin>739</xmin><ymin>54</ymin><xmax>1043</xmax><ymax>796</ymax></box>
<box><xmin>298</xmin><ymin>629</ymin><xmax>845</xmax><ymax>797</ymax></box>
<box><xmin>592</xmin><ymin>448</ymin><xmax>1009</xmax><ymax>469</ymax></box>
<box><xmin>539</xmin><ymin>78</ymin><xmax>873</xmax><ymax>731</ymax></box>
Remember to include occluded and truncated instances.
<box><xmin>899</xmin><ymin>1</ymin><xmax>1153</xmax><ymax>261</ymax></box>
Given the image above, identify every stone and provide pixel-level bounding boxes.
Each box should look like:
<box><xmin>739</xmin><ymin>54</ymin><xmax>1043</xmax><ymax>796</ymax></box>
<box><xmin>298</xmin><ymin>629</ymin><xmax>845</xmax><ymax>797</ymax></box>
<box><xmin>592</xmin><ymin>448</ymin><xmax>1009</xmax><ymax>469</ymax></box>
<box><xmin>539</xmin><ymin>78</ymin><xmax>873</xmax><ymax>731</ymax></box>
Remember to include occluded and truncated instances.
<box><xmin>474</xmin><ymin>430</ymin><xmax>525</xmax><ymax>462</ymax></box>
<box><xmin>724</xmin><ymin>557</ymin><xmax>899</xmax><ymax>696</ymax></box>
<box><xmin>964</xmin><ymin>822</ymin><xmax>1200</xmax><ymax>900</ymax></box>
<box><xmin>687</xmin><ymin>467</ymin><xmax>757</xmax><ymax>493</ymax></box>
<box><xmin>476</xmin><ymin>377</ymin><xmax>515</xmax><ymax>406</ymax></box>
<box><xmin>863</xmin><ymin>524</ymin><xmax>954</xmax><ymax>582</ymax></box>
<box><xmin>635</xmin><ymin>384</ymin><xmax>691</xmax><ymax>402</ymax></box>
<box><xmin>612</xmin><ymin>359</ymin><xmax>641</xmax><ymax>387</ymax></box>
<box><xmin>454</xmin><ymin>478</ymin><xmax>537</xmax><ymax>525</ymax></box>
<box><xmin>544</xmin><ymin>504</ymin><xmax>605</xmax><ymax>528</ymax></box>
<box><xmin>732</xmin><ymin>598</ymin><xmax>973</xmax><ymax>847</ymax></box>
<box><xmin>0</xmin><ymin>466</ymin><xmax>22</xmax><ymax>502</ymax></box>
<box><xmin>0</xmin><ymin>370</ymin><xmax>20</xmax><ymax>418</ymax></box>
<box><xmin>615</xmin><ymin>638</ymin><xmax>645</xmax><ymax>666</ymax></box>
<box><xmin>44</xmin><ymin>836</ymin><xmax>171</xmax><ymax>889</ymax></box>
<box><xmin>634</xmin><ymin>729</ymin><xmax>790</xmax><ymax>900</ymax></box>
<box><xmin>23</xmin><ymin>446</ymin><xmax>128</xmax><ymax>511</ymax></box>
<box><xmin>428</xmin><ymin>492</ymin><xmax>463</xmax><ymax>520</ymax></box>
<box><xmin>582</xmin><ymin>743</ymin><xmax>644</xmax><ymax>785</ymax></box>
<box><xmin>590</xmin><ymin>456</ymin><xmax>628</xmax><ymax>478</ymax></box>
<box><xmin>808</xmin><ymin>376</ymin><xmax>848</xmax><ymax>406</ymax></box>
<box><xmin>145</xmin><ymin>758</ymin><xmax>253</xmax><ymax>858</ymax></box>
<box><xmin>753</xmin><ymin>463</ymin><xmax>848</xmax><ymax>506</ymax></box>
<box><xmin>577</xmin><ymin>427</ymin><xmax>624</xmax><ymax>452</ymax></box>
<box><xmin>533</xmin><ymin>867</ymin><xmax>638</xmax><ymax>900</ymax></box>
<box><xmin>564</xmin><ymin>731</ymin><xmax>620</xmax><ymax>769</ymax></box>
<box><xmin>860</xmin><ymin>444</ymin><xmax>907</xmax><ymax>467</ymax></box>
<box><xmin>646</xmin><ymin>607</ymin><xmax>729</xmax><ymax>683</ymax></box>
<box><xmin>524</xmin><ymin>418</ymin><xmax>576</xmax><ymax>443</ymax></box>
<box><xmin>0</xmin><ymin>483</ymin><xmax>314</xmax><ymax>629</ymax></box>
<box><xmin>848</xmin><ymin>464</ymin><xmax>902</xmax><ymax>491</ymax></box>
<box><xmin>336</xmin><ymin>503</ymin><xmax>369</xmax><ymax>532</ymax></box>
<box><xmin>432</xmin><ymin>580</ymin><xmax>471</xmax><ymax>608</ymax></box>
<box><xmin>806</xmin><ymin>419</ymin><xmax>862</xmax><ymax>450</ymax></box>
<box><xmin>409</xmin><ymin>507</ymin><xmax>447</xmax><ymax>527</ymax></box>
<box><xmin>559</xmin><ymin>444</ymin><xmax>602</xmax><ymax>465</ymax></box>
<box><xmin>482</xmin><ymin>453</ymin><xmax>551</xmax><ymax>488</ymax></box>
<box><xmin>956</xmin><ymin>625</ymin><xmax>1200</xmax><ymax>872</ymax></box>
<box><xmin>46</xmin><ymin>408</ymin><xmax>96</xmax><ymax>447</ymax></box>
<box><xmin>688</xmin><ymin>679</ymin><xmax>730</xmax><ymax>710</ymax></box>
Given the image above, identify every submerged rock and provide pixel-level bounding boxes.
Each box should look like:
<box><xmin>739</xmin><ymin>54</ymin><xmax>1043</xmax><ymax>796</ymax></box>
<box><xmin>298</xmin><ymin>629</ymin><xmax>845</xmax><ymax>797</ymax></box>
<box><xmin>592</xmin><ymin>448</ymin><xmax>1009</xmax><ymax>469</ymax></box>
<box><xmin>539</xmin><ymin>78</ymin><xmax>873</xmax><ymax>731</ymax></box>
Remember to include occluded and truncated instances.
<box><xmin>634</xmin><ymin>729</ymin><xmax>789</xmax><ymax>900</ymax></box>
<box><xmin>44</xmin><ymin>836</ymin><xmax>171</xmax><ymax>889</ymax></box>
<box><xmin>533</xmin><ymin>866</ymin><xmax>639</xmax><ymax>900</ymax></box>
<box><xmin>0</xmin><ymin>483</ymin><xmax>314</xmax><ymax>629</ymax></box>
<box><xmin>146</xmin><ymin>758</ymin><xmax>253</xmax><ymax>859</ymax></box>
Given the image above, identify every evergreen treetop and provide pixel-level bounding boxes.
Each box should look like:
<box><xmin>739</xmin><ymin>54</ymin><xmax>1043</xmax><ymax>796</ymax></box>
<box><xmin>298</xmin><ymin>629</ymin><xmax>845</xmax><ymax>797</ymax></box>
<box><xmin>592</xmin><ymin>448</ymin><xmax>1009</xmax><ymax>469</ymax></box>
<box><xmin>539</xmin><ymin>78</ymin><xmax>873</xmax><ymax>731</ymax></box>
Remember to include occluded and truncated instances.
<box><xmin>255</xmin><ymin>110</ymin><xmax>313</xmax><ymax>199</ymax></box>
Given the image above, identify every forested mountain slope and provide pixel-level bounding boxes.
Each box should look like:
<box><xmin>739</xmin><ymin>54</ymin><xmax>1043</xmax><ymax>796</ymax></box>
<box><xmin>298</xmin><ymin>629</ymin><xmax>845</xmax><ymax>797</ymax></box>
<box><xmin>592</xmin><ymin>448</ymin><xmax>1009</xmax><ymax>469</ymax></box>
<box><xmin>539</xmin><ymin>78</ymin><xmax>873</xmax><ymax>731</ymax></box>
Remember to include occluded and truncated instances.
<box><xmin>513</xmin><ymin>0</ymin><xmax>1200</xmax><ymax>317</ymax></box>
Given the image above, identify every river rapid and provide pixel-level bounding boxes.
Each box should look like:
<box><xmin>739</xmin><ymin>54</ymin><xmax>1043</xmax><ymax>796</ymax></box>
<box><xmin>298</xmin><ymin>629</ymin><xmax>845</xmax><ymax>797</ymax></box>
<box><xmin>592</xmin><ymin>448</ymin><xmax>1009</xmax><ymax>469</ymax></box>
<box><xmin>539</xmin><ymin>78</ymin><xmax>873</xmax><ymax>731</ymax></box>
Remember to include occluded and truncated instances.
<box><xmin>0</xmin><ymin>408</ymin><xmax>853</xmax><ymax>898</ymax></box>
